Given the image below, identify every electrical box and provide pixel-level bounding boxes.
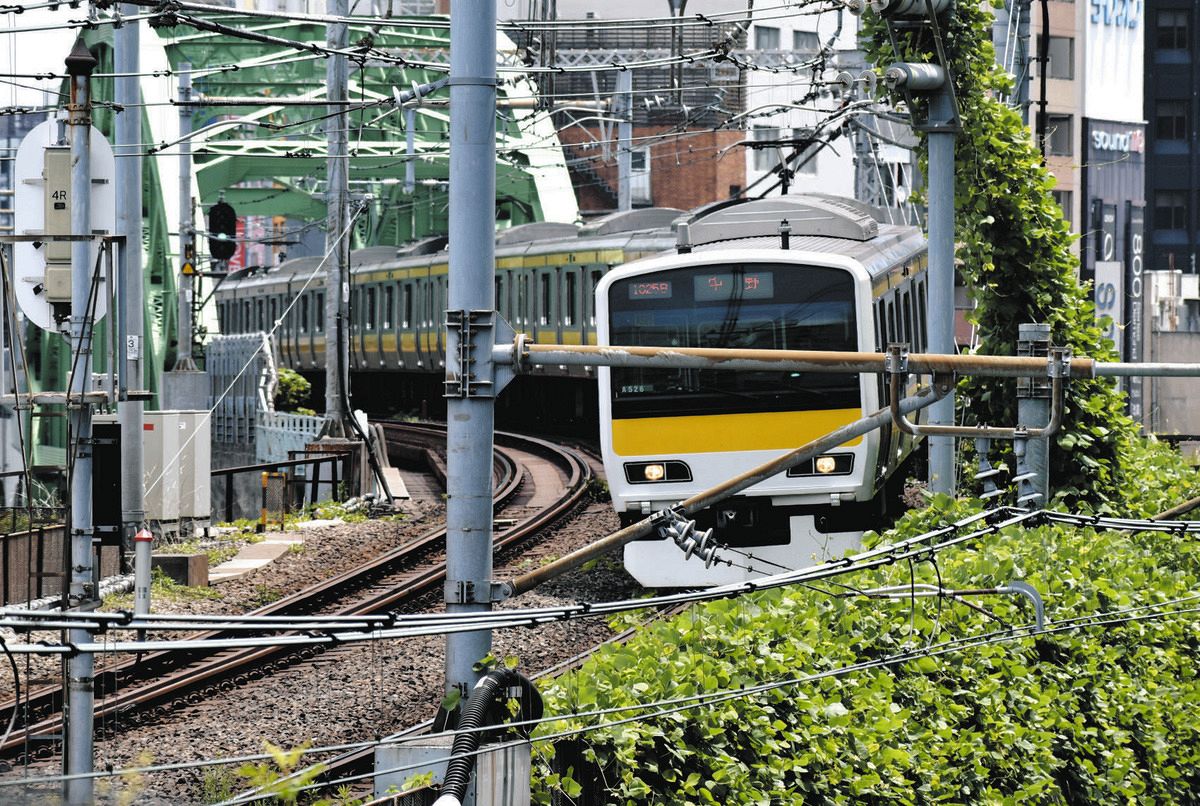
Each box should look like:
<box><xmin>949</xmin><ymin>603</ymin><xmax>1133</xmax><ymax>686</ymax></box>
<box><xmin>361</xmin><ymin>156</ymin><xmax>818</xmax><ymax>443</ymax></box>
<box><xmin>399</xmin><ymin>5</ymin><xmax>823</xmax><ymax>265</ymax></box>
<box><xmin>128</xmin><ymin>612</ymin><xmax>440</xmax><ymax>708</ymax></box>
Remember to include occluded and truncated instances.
<box><xmin>176</xmin><ymin>410</ymin><xmax>211</xmax><ymax>520</ymax></box>
<box><xmin>42</xmin><ymin>146</ymin><xmax>71</xmax><ymax>262</ymax></box>
<box><xmin>143</xmin><ymin>411</ymin><xmax>182</xmax><ymax>523</ymax></box>
<box><xmin>91</xmin><ymin>421</ymin><xmax>123</xmax><ymax>546</ymax></box>
<box><xmin>42</xmin><ymin>146</ymin><xmax>72</xmax><ymax>304</ymax></box>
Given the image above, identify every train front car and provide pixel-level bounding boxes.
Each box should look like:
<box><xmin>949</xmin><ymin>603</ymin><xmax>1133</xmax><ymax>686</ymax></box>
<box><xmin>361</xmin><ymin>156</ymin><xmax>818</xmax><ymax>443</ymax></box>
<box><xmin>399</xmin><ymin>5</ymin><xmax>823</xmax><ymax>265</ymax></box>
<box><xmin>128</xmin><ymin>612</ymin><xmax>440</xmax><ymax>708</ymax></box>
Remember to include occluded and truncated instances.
<box><xmin>597</xmin><ymin>196</ymin><xmax>927</xmax><ymax>588</ymax></box>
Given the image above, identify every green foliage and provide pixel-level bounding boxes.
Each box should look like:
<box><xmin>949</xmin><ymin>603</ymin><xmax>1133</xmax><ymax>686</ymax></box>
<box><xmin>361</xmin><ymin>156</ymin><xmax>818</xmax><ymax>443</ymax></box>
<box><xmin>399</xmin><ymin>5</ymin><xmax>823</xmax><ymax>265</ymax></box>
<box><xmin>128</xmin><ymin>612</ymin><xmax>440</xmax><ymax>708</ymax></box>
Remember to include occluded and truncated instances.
<box><xmin>274</xmin><ymin>367</ymin><xmax>313</xmax><ymax>413</ymax></box>
<box><xmin>235</xmin><ymin>741</ymin><xmax>326</xmax><ymax>806</ymax></box>
<box><xmin>531</xmin><ymin>504</ymin><xmax>1200</xmax><ymax>803</ymax></box>
<box><xmin>861</xmin><ymin>7</ymin><xmax>1139</xmax><ymax>507</ymax></box>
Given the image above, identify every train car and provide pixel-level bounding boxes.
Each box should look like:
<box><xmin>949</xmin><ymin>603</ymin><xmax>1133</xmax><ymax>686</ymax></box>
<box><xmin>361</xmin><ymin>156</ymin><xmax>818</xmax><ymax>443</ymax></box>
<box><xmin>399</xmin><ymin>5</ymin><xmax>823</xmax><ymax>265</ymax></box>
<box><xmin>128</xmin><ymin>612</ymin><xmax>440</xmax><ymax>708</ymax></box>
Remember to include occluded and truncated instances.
<box><xmin>214</xmin><ymin>208</ymin><xmax>679</xmax><ymax>428</ymax></box>
<box><xmin>596</xmin><ymin>195</ymin><xmax>928</xmax><ymax>587</ymax></box>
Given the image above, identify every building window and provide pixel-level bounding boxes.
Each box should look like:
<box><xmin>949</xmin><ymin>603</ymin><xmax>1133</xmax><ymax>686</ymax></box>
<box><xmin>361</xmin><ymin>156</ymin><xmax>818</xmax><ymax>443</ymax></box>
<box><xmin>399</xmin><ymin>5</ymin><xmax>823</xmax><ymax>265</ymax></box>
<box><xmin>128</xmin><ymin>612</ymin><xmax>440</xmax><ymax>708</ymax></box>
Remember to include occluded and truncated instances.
<box><xmin>752</xmin><ymin>126</ymin><xmax>782</xmax><ymax>172</ymax></box>
<box><xmin>793</xmin><ymin>31</ymin><xmax>819</xmax><ymax>53</ymax></box>
<box><xmin>1156</xmin><ymin>10</ymin><xmax>1190</xmax><ymax>49</ymax></box>
<box><xmin>1045</xmin><ymin>37</ymin><xmax>1074</xmax><ymax>79</ymax></box>
<box><xmin>1156</xmin><ymin>100</ymin><xmax>1190</xmax><ymax>140</ymax></box>
<box><xmin>1046</xmin><ymin>114</ymin><xmax>1073</xmax><ymax>155</ymax></box>
<box><xmin>754</xmin><ymin>26</ymin><xmax>780</xmax><ymax>50</ymax></box>
<box><xmin>631</xmin><ymin>149</ymin><xmax>647</xmax><ymax>172</ymax></box>
<box><xmin>1154</xmin><ymin>190</ymin><xmax>1189</xmax><ymax>230</ymax></box>
<box><xmin>1051</xmin><ymin>189</ymin><xmax>1073</xmax><ymax>226</ymax></box>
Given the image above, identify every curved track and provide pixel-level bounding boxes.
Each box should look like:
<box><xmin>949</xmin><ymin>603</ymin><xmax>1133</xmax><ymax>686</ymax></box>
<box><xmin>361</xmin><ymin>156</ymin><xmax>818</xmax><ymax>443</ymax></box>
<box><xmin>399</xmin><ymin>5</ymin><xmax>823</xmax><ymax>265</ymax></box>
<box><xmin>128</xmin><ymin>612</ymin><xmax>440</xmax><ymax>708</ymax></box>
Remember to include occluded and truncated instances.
<box><xmin>0</xmin><ymin>424</ymin><xmax>591</xmax><ymax>761</ymax></box>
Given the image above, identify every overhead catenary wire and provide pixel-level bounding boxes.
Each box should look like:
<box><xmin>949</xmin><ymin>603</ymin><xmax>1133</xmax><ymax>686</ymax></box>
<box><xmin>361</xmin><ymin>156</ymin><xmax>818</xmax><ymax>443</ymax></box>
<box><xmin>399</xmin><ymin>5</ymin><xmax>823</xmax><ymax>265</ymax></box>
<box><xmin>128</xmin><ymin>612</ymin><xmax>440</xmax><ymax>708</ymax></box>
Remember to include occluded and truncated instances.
<box><xmin>8</xmin><ymin>593</ymin><xmax>1200</xmax><ymax>798</ymax></box>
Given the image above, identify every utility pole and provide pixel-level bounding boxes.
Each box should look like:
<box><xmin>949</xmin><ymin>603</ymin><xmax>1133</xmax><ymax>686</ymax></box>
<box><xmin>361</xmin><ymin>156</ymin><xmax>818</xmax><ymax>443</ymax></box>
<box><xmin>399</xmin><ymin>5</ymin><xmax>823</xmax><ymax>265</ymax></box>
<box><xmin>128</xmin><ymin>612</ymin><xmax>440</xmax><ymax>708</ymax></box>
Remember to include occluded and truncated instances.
<box><xmin>115</xmin><ymin>4</ymin><xmax>147</xmax><ymax>614</ymax></box>
<box><xmin>322</xmin><ymin>0</ymin><xmax>350</xmax><ymax>436</ymax></box>
<box><xmin>1015</xmin><ymin>0</ymin><xmax>1032</xmax><ymax>125</ymax></box>
<box><xmin>615</xmin><ymin>70</ymin><xmax>632</xmax><ymax>212</ymax></box>
<box><xmin>926</xmin><ymin>82</ymin><xmax>957</xmax><ymax>495</ymax></box>
<box><xmin>63</xmin><ymin>38</ymin><xmax>97</xmax><ymax>806</ymax></box>
<box><xmin>173</xmin><ymin>65</ymin><xmax>196</xmax><ymax>371</ymax></box>
<box><xmin>445</xmin><ymin>0</ymin><xmax>498</xmax><ymax>729</ymax></box>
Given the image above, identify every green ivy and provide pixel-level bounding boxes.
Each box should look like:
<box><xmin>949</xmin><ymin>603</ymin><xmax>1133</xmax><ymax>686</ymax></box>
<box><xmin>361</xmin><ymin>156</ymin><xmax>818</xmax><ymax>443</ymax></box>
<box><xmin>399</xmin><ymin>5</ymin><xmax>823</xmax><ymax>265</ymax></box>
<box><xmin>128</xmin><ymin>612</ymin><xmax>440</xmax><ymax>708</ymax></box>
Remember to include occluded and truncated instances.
<box><xmin>531</xmin><ymin>503</ymin><xmax>1200</xmax><ymax>803</ymax></box>
<box><xmin>861</xmin><ymin>4</ymin><xmax>1149</xmax><ymax>507</ymax></box>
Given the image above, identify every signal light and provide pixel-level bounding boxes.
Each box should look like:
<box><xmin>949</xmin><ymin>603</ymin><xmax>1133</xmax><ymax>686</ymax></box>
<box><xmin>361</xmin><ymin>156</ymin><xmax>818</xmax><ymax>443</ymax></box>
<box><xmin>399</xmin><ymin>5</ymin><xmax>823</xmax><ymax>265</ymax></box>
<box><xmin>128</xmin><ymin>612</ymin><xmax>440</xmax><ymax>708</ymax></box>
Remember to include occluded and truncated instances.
<box><xmin>208</xmin><ymin>200</ymin><xmax>238</xmax><ymax>262</ymax></box>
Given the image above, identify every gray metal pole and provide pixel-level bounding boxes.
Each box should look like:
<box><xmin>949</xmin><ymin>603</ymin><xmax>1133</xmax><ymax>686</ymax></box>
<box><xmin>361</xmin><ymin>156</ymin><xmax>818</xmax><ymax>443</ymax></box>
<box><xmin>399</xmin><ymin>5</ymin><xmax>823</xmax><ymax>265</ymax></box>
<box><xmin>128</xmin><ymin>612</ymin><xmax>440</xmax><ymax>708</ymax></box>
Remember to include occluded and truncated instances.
<box><xmin>1015</xmin><ymin>0</ymin><xmax>1032</xmax><ymax>125</ymax></box>
<box><xmin>323</xmin><ymin>0</ymin><xmax>349</xmax><ymax>435</ymax></box>
<box><xmin>64</xmin><ymin>38</ymin><xmax>96</xmax><ymax>806</ymax></box>
<box><xmin>615</xmin><ymin>70</ymin><xmax>632</xmax><ymax>212</ymax></box>
<box><xmin>1016</xmin><ymin>323</ymin><xmax>1050</xmax><ymax>503</ymax></box>
<box><xmin>445</xmin><ymin>0</ymin><xmax>497</xmax><ymax>715</ymax></box>
<box><xmin>404</xmin><ymin>107</ymin><xmax>416</xmax><ymax>195</ymax></box>
<box><xmin>172</xmin><ymin>64</ymin><xmax>196</xmax><ymax>371</ymax></box>
<box><xmin>115</xmin><ymin>6</ymin><xmax>147</xmax><ymax>614</ymax></box>
<box><xmin>926</xmin><ymin>85</ymin><xmax>956</xmax><ymax>495</ymax></box>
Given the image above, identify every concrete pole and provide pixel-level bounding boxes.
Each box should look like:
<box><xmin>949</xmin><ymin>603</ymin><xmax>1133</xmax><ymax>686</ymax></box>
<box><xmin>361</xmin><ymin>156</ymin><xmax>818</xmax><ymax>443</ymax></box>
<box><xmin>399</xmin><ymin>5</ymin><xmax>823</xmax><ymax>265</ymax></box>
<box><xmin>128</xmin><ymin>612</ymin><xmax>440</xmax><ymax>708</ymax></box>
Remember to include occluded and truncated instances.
<box><xmin>615</xmin><ymin>70</ymin><xmax>632</xmax><ymax>212</ymax></box>
<box><xmin>64</xmin><ymin>37</ymin><xmax>96</xmax><ymax>806</ymax></box>
<box><xmin>445</xmin><ymin>0</ymin><xmax>496</xmax><ymax>719</ymax></box>
<box><xmin>172</xmin><ymin>64</ymin><xmax>196</xmax><ymax>370</ymax></box>
<box><xmin>115</xmin><ymin>6</ymin><xmax>147</xmax><ymax>613</ymax></box>
<box><xmin>323</xmin><ymin>0</ymin><xmax>349</xmax><ymax>436</ymax></box>
<box><xmin>926</xmin><ymin>85</ymin><xmax>956</xmax><ymax>495</ymax></box>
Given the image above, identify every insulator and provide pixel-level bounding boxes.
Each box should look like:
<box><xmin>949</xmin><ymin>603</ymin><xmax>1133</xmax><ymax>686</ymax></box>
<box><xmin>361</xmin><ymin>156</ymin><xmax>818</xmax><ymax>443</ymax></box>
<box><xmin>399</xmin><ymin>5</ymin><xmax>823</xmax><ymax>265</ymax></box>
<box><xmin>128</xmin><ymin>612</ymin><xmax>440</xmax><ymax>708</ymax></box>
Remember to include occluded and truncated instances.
<box><xmin>883</xmin><ymin>62</ymin><xmax>947</xmax><ymax>92</ymax></box>
<box><xmin>979</xmin><ymin>488</ymin><xmax>1006</xmax><ymax>500</ymax></box>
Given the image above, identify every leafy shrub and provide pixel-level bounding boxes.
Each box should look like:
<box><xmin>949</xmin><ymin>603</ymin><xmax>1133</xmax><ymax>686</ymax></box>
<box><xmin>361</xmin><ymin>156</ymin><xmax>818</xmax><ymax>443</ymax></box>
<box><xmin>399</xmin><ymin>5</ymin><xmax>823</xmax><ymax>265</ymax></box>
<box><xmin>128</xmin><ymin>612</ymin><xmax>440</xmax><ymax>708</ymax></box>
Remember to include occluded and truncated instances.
<box><xmin>862</xmin><ymin>3</ymin><xmax>1142</xmax><ymax>508</ymax></box>
<box><xmin>531</xmin><ymin>502</ymin><xmax>1200</xmax><ymax>803</ymax></box>
<box><xmin>274</xmin><ymin>367</ymin><xmax>313</xmax><ymax>412</ymax></box>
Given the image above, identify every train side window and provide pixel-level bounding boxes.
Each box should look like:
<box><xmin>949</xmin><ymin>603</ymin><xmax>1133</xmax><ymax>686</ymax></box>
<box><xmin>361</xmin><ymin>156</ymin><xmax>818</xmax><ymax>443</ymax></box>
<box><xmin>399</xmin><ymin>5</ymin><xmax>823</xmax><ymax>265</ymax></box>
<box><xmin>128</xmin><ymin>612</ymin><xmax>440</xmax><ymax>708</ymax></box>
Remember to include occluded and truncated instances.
<box><xmin>916</xmin><ymin>279</ymin><xmax>927</xmax><ymax>352</ymax></box>
<box><xmin>517</xmin><ymin>273</ymin><xmax>529</xmax><ymax>328</ymax></box>
<box><xmin>255</xmin><ymin>300</ymin><xmax>264</xmax><ymax>332</ymax></box>
<box><xmin>401</xmin><ymin>284</ymin><xmax>412</xmax><ymax>328</ymax></box>
<box><xmin>241</xmin><ymin>301</ymin><xmax>251</xmax><ymax>332</ymax></box>
<box><xmin>539</xmin><ymin>272</ymin><xmax>552</xmax><ymax>326</ymax></box>
<box><xmin>315</xmin><ymin>293</ymin><xmax>325</xmax><ymax>333</ymax></box>
<box><xmin>269</xmin><ymin>298</ymin><xmax>278</xmax><ymax>331</ymax></box>
<box><xmin>901</xmin><ymin>288</ymin><xmax>913</xmax><ymax>347</ymax></box>
<box><xmin>588</xmin><ymin>268</ymin><xmax>604</xmax><ymax>327</ymax></box>
<box><xmin>383</xmin><ymin>285</ymin><xmax>395</xmax><ymax>330</ymax></box>
<box><xmin>878</xmin><ymin>298</ymin><xmax>888</xmax><ymax>350</ymax></box>
<box><xmin>564</xmin><ymin>270</ymin><xmax>578</xmax><ymax>327</ymax></box>
<box><xmin>886</xmin><ymin>296</ymin><xmax>896</xmax><ymax>344</ymax></box>
<box><xmin>366</xmin><ymin>286</ymin><xmax>377</xmax><ymax>331</ymax></box>
<box><xmin>299</xmin><ymin>296</ymin><xmax>309</xmax><ymax>333</ymax></box>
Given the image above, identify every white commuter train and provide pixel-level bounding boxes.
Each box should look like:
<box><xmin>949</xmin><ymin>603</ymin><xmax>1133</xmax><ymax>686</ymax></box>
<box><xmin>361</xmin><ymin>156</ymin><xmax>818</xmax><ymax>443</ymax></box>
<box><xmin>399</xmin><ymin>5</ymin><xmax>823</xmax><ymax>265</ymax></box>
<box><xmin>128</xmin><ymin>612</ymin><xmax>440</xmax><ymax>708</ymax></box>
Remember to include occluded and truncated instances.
<box><xmin>596</xmin><ymin>195</ymin><xmax>929</xmax><ymax>587</ymax></box>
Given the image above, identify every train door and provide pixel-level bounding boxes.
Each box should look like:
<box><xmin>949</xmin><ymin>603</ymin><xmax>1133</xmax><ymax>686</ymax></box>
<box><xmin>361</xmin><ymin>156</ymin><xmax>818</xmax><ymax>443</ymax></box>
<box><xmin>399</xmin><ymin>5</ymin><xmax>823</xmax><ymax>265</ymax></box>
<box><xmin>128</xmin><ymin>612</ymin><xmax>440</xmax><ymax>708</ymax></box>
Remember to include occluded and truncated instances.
<box><xmin>561</xmin><ymin>265</ymin><xmax>581</xmax><ymax>347</ymax></box>
<box><xmin>382</xmin><ymin>283</ymin><xmax>398</xmax><ymax>369</ymax></box>
<box><xmin>536</xmin><ymin>267</ymin><xmax>557</xmax><ymax>346</ymax></box>
<box><xmin>400</xmin><ymin>280</ymin><xmax>415</xmax><ymax>368</ymax></box>
<box><xmin>435</xmin><ymin>272</ymin><xmax>447</xmax><ymax>367</ymax></box>
<box><xmin>365</xmin><ymin>284</ymin><xmax>380</xmax><ymax>368</ymax></box>
<box><xmin>416</xmin><ymin>275</ymin><xmax>433</xmax><ymax>370</ymax></box>
<box><xmin>297</xmin><ymin>293</ymin><xmax>312</xmax><ymax>368</ymax></box>
<box><xmin>584</xmin><ymin>266</ymin><xmax>605</xmax><ymax>347</ymax></box>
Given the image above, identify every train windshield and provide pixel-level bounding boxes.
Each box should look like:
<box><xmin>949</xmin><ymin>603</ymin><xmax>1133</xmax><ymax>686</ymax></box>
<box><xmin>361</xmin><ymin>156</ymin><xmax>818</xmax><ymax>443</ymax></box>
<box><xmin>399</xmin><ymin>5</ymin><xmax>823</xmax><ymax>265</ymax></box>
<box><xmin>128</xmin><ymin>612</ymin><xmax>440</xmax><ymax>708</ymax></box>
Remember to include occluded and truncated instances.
<box><xmin>608</xmin><ymin>263</ymin><xmax>858</xmax><ymax>418</ymax></box>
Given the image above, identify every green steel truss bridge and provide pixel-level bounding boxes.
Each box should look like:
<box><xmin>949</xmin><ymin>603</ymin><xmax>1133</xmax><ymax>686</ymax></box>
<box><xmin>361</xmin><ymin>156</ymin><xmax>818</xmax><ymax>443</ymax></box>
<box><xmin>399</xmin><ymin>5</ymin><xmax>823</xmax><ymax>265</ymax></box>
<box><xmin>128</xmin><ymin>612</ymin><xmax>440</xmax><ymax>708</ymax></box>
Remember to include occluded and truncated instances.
<box><xmin>25</xmin><ymin>14</ymin><xmax>576</xmax><ymax>463</ymax></box>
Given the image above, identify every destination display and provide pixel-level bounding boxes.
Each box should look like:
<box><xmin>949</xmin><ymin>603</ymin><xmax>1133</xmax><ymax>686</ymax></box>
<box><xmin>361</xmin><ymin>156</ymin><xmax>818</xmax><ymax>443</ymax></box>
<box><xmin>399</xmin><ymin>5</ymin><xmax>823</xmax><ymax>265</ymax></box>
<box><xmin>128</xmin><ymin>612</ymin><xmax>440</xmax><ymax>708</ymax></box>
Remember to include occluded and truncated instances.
<box><xmin>693</xmin><ymin>271</ymin><xmax>774</xmax><ymax>302</ymax></box>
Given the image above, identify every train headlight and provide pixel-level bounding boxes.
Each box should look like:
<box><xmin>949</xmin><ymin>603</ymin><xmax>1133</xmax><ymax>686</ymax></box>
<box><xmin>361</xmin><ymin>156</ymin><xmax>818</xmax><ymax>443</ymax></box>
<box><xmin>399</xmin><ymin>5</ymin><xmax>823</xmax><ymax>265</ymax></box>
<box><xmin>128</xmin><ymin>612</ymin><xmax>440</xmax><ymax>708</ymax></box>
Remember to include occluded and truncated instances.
<box><xmin>624</xmin><ymin>461</ymin><xmax>692</xmax><ymax>484</ymax></box>
<box><xmin>786</xmin><ymin>454</ymin><xmax>854</xmax><ymax>477</ymax></box>
<box><xmin>815</xmin><ymin>455</ymin><xmax>838</xmax><ymax>474</ymax></box>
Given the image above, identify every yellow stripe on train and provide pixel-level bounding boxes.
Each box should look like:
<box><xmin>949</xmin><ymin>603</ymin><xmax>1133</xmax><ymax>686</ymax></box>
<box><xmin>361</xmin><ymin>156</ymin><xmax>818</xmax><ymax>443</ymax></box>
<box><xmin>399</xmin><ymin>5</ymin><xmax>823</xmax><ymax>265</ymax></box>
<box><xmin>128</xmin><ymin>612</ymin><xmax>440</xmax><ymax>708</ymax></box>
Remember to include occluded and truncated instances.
<box><xmin>612</xmin><ymin>408</ymin><xmax>864</xmax><ymax>456</ymax></box>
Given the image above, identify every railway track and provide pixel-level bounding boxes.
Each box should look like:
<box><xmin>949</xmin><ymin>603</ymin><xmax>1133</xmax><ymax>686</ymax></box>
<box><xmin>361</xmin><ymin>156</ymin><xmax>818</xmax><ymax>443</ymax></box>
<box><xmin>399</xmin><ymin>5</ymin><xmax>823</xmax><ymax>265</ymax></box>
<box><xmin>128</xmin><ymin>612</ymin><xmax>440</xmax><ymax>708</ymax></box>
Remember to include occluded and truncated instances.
<box><xmin>0</xmin><ymin>424</ymin><xmax>591</xmax><ymax>762</ymax></box>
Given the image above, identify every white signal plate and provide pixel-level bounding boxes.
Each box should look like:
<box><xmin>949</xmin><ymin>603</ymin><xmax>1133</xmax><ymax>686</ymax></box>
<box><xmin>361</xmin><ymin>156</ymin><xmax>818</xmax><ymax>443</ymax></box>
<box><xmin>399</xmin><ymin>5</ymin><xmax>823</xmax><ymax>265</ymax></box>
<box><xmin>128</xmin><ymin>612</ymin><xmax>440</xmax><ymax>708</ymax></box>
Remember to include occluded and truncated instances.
<box><xmin>12</xmin><ymin>116</ymin><xmax>116</xmax><ymax>334</ymax></box>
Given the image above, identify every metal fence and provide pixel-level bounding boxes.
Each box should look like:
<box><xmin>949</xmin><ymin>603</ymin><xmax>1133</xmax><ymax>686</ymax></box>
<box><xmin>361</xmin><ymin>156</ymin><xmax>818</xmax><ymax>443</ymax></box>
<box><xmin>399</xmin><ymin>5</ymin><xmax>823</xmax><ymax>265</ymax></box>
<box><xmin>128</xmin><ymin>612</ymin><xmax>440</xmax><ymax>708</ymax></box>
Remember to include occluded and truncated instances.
<box><xmin>212</xmin><ymin>450</ymin><xmax>352</xmax><ymax>525</ymax></box>
<box><xmin>0</xmin><ymin>524</ymin><xmax>122</xmax><ymax>606</ymax></box>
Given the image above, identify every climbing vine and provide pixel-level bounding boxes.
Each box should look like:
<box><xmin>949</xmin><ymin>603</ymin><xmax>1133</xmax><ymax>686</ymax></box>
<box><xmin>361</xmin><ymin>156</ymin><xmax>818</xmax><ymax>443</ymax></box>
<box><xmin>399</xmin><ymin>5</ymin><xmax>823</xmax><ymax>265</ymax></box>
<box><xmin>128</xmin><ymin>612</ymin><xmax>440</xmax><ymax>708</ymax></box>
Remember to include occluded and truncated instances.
<box><xmin>861</xmin><ymin>4</ymin><xmax>1147</xmax><ymax>507</ymax></box>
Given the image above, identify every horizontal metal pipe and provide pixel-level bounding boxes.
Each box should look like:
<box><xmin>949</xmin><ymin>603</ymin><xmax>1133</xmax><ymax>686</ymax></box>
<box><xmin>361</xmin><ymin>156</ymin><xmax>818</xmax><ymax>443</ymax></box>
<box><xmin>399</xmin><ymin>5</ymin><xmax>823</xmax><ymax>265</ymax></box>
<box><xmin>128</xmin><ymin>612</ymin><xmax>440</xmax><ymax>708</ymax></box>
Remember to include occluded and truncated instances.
<box><xmin>521</xmin><ymin>343</ymin><xmax>1098</xmax><ymax>379</ymax></box>
<box><xmin>1093</xmin><ymin>362</ymin><xmax>1200</xmax><ymax>377</ymax></box>
<box><xmin>502</xmin><ymin>387</ymin><xmax>942</xmax><ymax>597</ymax></box>
<box><xmin>522</xmin><ymin>343</ymin><xmax>1200</xmax><ymax>381</ymax></box>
